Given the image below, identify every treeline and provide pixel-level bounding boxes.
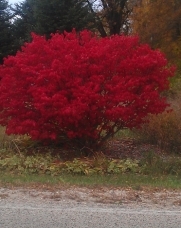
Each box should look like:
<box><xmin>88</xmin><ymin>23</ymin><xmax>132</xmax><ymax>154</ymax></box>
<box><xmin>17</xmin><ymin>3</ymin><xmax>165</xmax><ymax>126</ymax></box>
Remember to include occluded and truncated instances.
<box><xmin>0</xmin><ymin>0</ymin><xmax>181</xmax><ymax>67</ymax></box>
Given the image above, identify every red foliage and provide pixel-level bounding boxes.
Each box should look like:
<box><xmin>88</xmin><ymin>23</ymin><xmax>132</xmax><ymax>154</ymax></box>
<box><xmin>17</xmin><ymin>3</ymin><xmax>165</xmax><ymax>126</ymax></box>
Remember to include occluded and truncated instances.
<box><xmin>0</xmin><ymin>30</ymin><xmax>175</xmax><ymax>147</ymax></box>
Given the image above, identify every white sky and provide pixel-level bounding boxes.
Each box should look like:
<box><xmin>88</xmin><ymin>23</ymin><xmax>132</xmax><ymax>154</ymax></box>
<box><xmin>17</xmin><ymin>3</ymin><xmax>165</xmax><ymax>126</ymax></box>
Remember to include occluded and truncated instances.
<box><xmin>9</xmin><ymin>0</ymin><xmax>23</xmax><ymax>4</ymax></box>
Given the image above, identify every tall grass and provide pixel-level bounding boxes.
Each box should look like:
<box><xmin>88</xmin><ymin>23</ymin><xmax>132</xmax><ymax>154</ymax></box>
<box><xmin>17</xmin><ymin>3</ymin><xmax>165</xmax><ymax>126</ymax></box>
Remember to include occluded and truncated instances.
<box><xmin>0</xmin><ymin>126</ymin><xmax>20</xmax><ymax>150</ymax></box>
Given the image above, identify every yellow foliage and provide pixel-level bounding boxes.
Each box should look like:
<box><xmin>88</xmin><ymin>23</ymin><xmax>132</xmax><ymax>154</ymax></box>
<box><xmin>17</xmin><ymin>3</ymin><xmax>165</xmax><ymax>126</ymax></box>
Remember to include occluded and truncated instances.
<box><xmin>135</xmin><ymin>97</ymin><xmax>181</xmax><ymax>153</ymax></box>
<box><xmin>131</xmin><ymin>0</ymin><xmax>181</xmax><ymax>64</ymax></box>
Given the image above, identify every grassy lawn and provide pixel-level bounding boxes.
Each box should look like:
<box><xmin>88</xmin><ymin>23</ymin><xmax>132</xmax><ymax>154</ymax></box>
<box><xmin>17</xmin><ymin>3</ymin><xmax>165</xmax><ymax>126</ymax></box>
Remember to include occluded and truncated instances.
<box><xmin>1</xmin><ymin>172</ymin><xmax>181</xmax><ymax>190</ymax></box>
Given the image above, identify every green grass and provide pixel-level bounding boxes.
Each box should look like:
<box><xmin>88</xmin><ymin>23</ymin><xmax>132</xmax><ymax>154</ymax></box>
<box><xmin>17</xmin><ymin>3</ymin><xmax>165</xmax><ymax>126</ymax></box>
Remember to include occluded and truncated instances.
<box><xmin>114</xmin><ymin>128</ymin><xmax>136</xmax><ymax>139</ymax></box>
<box><xmin>1</xmin><ymin>172</ymin><xmax>181</xmax><ymax>190</ymax></box>
<box><xmin>58</xmin><ymin>173</ymin><xmax>181</xmax><ymax>189</ymax></box>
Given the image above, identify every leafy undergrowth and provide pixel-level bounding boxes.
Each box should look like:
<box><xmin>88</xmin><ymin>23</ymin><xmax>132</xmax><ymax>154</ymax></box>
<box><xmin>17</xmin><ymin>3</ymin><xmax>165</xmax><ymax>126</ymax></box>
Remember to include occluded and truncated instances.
<box><xmin>1</xmin><ymin>134</ymin><xmax>181</xmax><ymax>189</ymax></box>
<box><xmin>1</xmin><ymin>139</ymin><xmax>181</xmax><ymax>178</ymax></box>
<box><xmin>0</xmin><ymin>147</ymin><xmax>140</xmax><ymax>176</ymax></box>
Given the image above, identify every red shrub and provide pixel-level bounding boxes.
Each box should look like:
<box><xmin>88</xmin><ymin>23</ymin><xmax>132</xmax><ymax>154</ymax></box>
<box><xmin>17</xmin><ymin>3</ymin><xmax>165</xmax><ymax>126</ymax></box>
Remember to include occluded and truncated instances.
<box><xmin>0</xmin><ymin>30</ymin><xmax>175</xmax><ymax>148</ymax></box>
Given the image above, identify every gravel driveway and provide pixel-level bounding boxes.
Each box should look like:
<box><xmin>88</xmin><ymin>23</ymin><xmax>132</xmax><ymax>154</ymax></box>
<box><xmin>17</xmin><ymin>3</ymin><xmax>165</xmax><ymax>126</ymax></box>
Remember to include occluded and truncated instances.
<box><xmin>0</xmin><ymin>186</ymin><xmax>181</xmax><ymax>228</ymax></box>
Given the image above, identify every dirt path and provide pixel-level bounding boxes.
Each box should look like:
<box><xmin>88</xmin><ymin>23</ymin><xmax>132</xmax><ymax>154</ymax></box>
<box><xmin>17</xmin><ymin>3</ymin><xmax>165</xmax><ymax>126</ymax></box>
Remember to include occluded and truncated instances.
<box><xmin>1</xmin><ymin>185</ymin><xmax>181</xmax><ymax>209</ymax></box>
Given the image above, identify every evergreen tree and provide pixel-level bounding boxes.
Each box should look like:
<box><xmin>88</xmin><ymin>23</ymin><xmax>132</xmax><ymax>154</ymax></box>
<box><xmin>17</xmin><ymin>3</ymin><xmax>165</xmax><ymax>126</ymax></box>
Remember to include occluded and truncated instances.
<box><xmin>0</xmin><ymin>0</ymin><xmax>13</xmax><ymax>63</ymax></box>
<box><xmin>11</xmin><ymin>0</ymin><xmax>93</xmax><ymax>46</ymax></box>
<box><xmin>34</xmin><ymin>0</ymin><xmax>92</xmax><ymax>37</ymax></box>
<box><xmin>11</xmin><ymin>0</ymin><xmax>37</xmax><ymax>47</ymax></box>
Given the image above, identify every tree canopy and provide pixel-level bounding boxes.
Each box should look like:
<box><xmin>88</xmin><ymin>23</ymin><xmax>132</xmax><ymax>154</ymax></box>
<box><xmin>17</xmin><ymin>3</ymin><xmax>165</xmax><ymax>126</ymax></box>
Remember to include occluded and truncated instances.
<box><xmin>11</xmin><ymin>0</ymin><xmax>93</xmax><ymax>48</ymax></box>
<box><xmin>132</xmin><ymin>0</ymin><xmax>181</xmax><ymax>63</ymax></box>
<box><xmin>0</xmin><ymin>0</ymin><xmax>13</xmax><ymax>63</ymax></box>
<box><xmin>86</xmin><ymin>0</ymin><xmax>134</xmax><ymax>37</ymax></box>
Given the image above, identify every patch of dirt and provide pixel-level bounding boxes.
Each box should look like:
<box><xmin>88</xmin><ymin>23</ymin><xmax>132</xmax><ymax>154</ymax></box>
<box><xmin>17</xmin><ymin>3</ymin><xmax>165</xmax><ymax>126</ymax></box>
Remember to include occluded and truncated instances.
<box><xmin>1</xmin><ymin>186</ymin><xmax>181</xmax><ymax>210</ymax></box>
<box><xmin>103</xmin><ymin>138</ymin><xmax>165</xmax><ymax>160</ymax></box>
<box><xmin>19</xmin><ymin>136</ymin><xmax>165</xmax><ymax>161</ymax></box>
<box><xmin>0</xmin><ymin>193</ymin><xmax>9</xmax><ymax>199</ymax></box>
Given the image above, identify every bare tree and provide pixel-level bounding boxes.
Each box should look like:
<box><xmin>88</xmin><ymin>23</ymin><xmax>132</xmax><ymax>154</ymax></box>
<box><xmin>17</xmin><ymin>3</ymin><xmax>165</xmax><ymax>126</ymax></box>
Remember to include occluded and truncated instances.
<box><xmin>86</xmin><ymin>0</ymin><xmax>134</xmax><ymax>36</ymax></box>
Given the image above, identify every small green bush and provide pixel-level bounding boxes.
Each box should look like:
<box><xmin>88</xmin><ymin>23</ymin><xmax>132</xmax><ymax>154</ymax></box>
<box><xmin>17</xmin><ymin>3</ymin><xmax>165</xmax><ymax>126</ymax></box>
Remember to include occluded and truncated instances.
<box><xmin>140</xmin><ymin>151</ymin><xmax>181</xmax><ymax>176</ymax></box>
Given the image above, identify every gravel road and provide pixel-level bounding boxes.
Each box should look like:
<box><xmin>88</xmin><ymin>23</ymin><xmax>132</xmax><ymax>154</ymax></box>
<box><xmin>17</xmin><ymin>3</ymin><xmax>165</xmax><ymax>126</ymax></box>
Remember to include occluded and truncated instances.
<box><xmin>0</xmin><ymin>186</ymin><xmax>181</xmax><ymax>228</ymax></box>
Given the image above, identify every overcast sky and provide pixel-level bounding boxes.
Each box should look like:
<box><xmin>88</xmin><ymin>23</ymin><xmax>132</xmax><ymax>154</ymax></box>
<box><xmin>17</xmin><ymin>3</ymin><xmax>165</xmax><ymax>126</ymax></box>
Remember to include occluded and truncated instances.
<box><xmin>9</xmin><ymin>0</ymin><xmax>23</xmax><ymax>4</ymax></box>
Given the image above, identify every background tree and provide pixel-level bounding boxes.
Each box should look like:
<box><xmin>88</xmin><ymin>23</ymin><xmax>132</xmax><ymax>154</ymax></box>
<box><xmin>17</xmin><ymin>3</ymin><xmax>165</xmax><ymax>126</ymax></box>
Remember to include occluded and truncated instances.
<box><xmin>86</xmin><ymin>0</ymin><xmax>136</xmax><ymax>37</ymax></box>
<box><xmin>33</xmin><ymin>0</ymin><xmax>92</xmax><ymax>37</ymax></box>
<box><xmin>11</xmin><ymin>0</ymin><xmax>36</xmax><ymax>48</ymax></box>
<box><xmin>11</xmin><ymin>0</ymin><xmax>93</xmax><ymax>49</ymax></box>
<box><xmin>0</xmin><ymin>0</ymin><xmax>13</xmax><ymax>63</ymax></box>
<box><xmin>131</xmin><ymin>0</ymin><xmax>181</xmax><ymax>64</ymax></box>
